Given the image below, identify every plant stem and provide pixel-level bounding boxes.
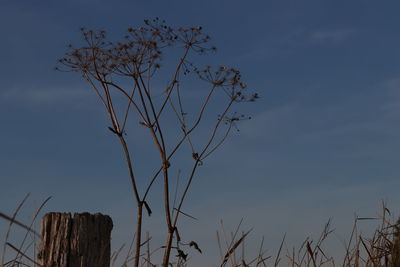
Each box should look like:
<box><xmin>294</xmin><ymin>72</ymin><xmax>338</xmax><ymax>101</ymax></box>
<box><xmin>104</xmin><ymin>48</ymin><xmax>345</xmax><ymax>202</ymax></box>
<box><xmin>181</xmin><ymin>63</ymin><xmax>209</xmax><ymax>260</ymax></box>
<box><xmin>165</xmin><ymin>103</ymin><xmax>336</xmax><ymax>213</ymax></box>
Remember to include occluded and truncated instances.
<box><xmin>162</xmin><ymin>230</ymin><xmax>174</xmax><ymax>267</ymax></box>
<box><xmin>134</xmin><ymin>203</ymin><xmax>143</xmax><ymax>267</ymax></box>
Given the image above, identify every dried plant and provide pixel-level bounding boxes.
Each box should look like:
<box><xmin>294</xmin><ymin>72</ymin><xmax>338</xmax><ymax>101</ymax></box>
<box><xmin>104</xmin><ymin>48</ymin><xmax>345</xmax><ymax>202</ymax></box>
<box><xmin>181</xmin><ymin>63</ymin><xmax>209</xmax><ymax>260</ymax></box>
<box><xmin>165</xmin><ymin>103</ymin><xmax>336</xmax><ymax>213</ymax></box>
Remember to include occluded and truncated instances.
<box><xmin>0</xmin><ymin>194</ymin><xmax>51</xmax><ymax>267</ymax></box>
<box><xmin>56</xmin><ymin>18</ymin><xmax>257</xmax><ymax>267</ymax></box>
<box><xmin>340</xmin><ymin>202</ymin><xmax>400</xmax><ymax>267</ymax></box>
<box><xmin>212</xmin><ymin>202</ymin><xmax>400</xmax><ymax>267</ymax></box>
<box><xmin>1</xmin><ymin>196</ymin><xmax>400</xmax><ymax>266</ymax></box>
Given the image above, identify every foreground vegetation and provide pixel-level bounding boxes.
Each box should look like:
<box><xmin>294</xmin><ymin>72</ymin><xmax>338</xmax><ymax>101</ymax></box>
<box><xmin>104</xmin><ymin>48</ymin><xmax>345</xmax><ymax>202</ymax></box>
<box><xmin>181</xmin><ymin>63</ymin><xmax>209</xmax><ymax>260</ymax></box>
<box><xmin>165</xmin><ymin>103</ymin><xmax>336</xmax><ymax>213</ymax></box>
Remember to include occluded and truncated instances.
<box><xmin>1</xmin><ymin>197</ymin><xmax>399</xmax><ymax>266</ymax></box>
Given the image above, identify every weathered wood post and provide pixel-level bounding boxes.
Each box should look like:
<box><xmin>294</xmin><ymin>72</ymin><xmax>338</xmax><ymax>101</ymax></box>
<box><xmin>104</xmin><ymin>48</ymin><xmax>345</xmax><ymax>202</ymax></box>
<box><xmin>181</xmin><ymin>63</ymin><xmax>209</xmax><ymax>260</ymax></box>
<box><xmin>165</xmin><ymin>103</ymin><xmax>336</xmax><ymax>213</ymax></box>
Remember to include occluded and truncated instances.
<box><xmin>37</xmin><ymin>212</ymin><xmax>113</xmax><ymax>267</ymax></box>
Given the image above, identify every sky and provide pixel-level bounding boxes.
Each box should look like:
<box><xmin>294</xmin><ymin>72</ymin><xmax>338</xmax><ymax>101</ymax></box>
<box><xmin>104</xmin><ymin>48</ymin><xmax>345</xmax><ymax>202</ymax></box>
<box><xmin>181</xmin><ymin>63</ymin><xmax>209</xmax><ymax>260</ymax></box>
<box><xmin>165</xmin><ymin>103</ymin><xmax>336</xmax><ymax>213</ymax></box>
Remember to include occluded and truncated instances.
<box><xmin>1</xmin><ymin>0</ymin><xmax>400</xmax><ymax>266</ymax></box>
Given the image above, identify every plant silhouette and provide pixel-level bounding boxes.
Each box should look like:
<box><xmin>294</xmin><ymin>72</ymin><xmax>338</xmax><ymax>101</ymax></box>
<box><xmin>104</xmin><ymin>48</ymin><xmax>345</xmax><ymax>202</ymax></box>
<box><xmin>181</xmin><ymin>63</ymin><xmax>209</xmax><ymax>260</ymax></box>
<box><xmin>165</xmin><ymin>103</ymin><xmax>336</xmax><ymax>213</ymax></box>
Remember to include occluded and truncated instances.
<box><xmin>57</xmin><ymin>18</ymin><xmax>257</xmax><ymax>267</ymax></box>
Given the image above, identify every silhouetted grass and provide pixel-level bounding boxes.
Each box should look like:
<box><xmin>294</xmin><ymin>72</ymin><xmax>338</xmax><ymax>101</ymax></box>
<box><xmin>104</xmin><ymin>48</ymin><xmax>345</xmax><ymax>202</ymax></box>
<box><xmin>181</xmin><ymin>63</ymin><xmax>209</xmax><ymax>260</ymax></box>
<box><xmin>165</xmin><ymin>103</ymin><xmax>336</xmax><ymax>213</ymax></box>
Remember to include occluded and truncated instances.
<box><xmin>1</xmin><ymin>198</ymin><xmax>399</xmax><ymax>266</ymax></box>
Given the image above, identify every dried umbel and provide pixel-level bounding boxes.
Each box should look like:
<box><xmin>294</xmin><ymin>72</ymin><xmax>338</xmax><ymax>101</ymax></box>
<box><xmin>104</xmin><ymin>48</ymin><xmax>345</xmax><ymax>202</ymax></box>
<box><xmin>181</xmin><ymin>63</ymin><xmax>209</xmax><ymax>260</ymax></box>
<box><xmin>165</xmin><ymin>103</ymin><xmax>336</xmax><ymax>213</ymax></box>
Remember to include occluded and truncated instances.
<box><xmin>57</xmin><ymin>18</ymin><xmax>257</xmax><ymax>267</ymax></box>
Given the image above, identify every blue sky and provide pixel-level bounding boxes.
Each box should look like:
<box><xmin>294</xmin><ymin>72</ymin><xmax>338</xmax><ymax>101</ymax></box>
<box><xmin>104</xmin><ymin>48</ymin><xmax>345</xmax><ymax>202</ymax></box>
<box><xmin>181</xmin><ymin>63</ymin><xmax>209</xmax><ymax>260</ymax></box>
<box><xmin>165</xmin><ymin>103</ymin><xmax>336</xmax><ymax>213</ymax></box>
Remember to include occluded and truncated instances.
<box><xmin>1</xmin><ymin>1</ymin><xmax>400</xmax><ymax>265</ymax></box>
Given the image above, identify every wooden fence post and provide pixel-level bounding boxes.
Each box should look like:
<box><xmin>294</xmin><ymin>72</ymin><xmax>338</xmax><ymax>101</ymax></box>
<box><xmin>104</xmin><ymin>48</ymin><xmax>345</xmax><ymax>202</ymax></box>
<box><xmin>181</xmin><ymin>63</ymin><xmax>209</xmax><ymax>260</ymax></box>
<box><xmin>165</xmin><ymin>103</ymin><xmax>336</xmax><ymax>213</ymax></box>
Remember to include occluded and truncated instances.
<box><xmin>37</xmin><ymin>212</ymin><xmax>113</xmax><ymax>267</ymax></box>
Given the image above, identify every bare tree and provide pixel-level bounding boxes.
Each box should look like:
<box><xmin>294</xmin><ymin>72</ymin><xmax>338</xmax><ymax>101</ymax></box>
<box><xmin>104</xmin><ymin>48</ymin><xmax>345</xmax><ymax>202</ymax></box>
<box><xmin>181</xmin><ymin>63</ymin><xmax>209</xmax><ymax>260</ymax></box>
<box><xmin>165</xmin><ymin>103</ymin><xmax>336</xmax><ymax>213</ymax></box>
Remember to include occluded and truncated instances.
<box><xmin>57</xmin><ymin>18</ymin><xmax>258</xmax><ymax>267</ymax></box>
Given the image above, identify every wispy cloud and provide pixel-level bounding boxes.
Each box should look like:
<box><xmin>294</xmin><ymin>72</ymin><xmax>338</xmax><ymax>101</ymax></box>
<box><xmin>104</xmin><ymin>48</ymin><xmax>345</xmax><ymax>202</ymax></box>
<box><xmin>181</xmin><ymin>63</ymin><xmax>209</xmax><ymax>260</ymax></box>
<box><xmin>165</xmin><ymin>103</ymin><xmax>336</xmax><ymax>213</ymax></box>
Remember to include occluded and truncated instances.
<box><xmin>240</xmin><ymin>104</ymin><xmax>300</xmax><ymax>140</ymax></box>
<box><xmin>380</xmin><ymin>78</ymin><xmax>400</xmax><ymax>116</ymax></box>
<box><xmin>1</xmin><ymin>86</ymin><xmax>90</xmax><ymax>103</ymax></box>
<box><xmin>237</xmin><ymin>28</ymin><xmax>356</xmax><ymax>62</ymax></box>
<box><xmin>237</xmin><ymin>75</ymin><xmax>400</xmax><ymax>165</ymax></box>
<box><xmin>311</xmin><ymin>29</ymin><xmax>355</xmax><ymax>42</ymax></box>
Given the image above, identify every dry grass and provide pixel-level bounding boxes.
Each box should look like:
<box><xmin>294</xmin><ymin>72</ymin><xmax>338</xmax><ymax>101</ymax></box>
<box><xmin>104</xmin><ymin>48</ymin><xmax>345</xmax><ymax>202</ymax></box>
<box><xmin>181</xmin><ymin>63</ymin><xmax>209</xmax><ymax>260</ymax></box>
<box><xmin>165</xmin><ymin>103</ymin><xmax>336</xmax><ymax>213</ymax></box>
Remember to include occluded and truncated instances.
<box><xmin>0</xmin><ymin>194</ymin><xmax>51</xmax><ymax>267</ymax></box>
<box><xmin>212</xmin><ymin>202</ymin><xmax>400</xmax><ymax>267</ymax></box>
<box><xmin>1</xmin><ymin>198</ymin><xmax>399</xmax><ymax>267</ymax></box>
